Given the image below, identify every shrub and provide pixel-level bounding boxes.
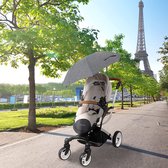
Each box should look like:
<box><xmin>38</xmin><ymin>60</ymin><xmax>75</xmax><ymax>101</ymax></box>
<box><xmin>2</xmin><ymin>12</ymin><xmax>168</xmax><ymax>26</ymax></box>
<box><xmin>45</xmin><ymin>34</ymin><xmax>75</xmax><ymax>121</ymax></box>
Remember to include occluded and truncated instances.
<box><xmin>0</xmin><ymin>101</ymin><xmax>78</xmax><ymax>110</ymax></box>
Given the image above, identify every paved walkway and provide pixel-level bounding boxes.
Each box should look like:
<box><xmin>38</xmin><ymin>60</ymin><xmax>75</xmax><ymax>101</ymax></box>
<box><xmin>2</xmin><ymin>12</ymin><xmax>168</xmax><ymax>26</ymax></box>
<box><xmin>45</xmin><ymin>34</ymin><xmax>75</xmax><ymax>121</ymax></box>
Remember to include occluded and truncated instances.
<box><xmin>0</xmin><ymin>107</ymin><xmax>122</xmax><ymax>146</ymax></box>
<box><xmin>0</xmin><ymin>131</ymin><xmax>36</xmax><ymax>147</ymax></box>
<box><xmin>0</xmin><ymin>101</ymin><xmax>168</xmax><ymax>168</ymax></box>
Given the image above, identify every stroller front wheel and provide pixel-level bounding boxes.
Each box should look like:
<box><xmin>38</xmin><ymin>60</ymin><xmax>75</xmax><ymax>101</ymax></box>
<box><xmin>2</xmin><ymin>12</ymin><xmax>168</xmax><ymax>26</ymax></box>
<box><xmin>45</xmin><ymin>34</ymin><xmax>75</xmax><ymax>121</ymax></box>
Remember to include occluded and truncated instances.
<box><xmin>58</xmin><ymin>147</ymin><xmax>71</xmax><ymax>160</ymax></box>
<box><xmin>79</xmin><ymin>152</ymin><xmax>92</xmax><ymax>167</ymax></box>
<box><xmin>112</xmin><ymin>131</ymin><xmax>122</xmax><ymax>148</ymax></box>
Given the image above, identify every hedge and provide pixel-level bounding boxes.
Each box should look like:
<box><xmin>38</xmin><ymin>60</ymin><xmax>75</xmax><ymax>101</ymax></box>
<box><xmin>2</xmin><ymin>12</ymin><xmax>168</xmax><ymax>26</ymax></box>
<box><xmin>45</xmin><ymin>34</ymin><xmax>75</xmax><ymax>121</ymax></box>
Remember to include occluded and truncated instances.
<box><xmin>0</xmin><ymin>101</ymin><xmax>79</xmax><ymax>110</ymax></box>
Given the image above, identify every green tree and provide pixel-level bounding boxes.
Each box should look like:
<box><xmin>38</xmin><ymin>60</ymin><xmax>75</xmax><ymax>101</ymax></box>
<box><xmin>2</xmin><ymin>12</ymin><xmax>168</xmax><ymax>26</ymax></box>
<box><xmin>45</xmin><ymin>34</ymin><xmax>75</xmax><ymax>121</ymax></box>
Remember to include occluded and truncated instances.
<box><xmin>159</xmin><ymin>68</ymin><xmax>168</xmax><ymax>92</ymax></box>
<box><xmin>158</xmin><ymin>36</ymin><xmax>168</xmax><ymax>93</ymax></box>
<box><xmin>101</xmin><ymin>34</ymin><xmax>159</xmax><ymax>106</ymax></box>
<box><xmin>0</xmin><ymin>84</ymin><xmax>12</xmax><ymax>97</ymax></box>
<box><xmin>36</xmin><ymin>84</ymin><xmax>47</xmax><ymax>95</ymax></box>
<box><xmin>101</xmin><ymin>34</ymin><xmax>141</xmax><ymax>108</ymax></box>
<box><xmin>0</xmin><ymin>84</ymin><xmax>29</xmax><ymax>97</ymax></box>
<box><xmin>0</xmin><ymin>0</ymin><xmax>98</xmax><ymax>131</ymax></box>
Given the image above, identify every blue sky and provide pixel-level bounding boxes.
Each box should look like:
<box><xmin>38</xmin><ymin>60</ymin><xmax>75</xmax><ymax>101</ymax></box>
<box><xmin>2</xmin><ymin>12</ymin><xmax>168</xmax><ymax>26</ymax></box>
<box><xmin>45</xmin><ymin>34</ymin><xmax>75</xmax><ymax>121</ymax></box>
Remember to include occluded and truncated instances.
<box><xmin>0</xmin><ymin>0</ymin><xmax>167</xmax><ymax>84</ymax></box>
<box><xmin>79</xmin><ymin>0</ymin><xmax>168</xmax><ymax>77</ymax></box>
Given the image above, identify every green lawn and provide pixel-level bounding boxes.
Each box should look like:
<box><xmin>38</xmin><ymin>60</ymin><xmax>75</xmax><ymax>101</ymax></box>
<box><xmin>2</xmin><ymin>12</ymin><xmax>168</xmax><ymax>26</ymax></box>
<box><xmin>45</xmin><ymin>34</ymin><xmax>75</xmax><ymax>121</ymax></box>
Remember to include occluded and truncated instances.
<box><xmin>0</xmin><ymin>106</ymin><xmax>77</xmax><ymax>131</ymax></box>
<box><xmin>0</xmin><ymin>101</ymin><xmax>145</xmax><ymax>131</ymax></box>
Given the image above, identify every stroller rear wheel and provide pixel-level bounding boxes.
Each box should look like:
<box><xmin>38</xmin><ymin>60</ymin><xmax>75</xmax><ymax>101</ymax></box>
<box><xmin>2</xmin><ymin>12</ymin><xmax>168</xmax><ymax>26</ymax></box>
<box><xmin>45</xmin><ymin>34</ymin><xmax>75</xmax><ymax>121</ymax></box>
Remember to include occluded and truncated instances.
<box><xmin>79</xmin><ymin>152</ymin><xmax>92</xmax><ymax>167</ymax></box>
<box><xmin>112</xmin><ymin>131</ymin><xmax>122</xmax><ymax>148</ymax></box>
<box><xmin>58</xmin><ymin>147</ymin><xmax>71</xmax><ymax>160</ymax></box>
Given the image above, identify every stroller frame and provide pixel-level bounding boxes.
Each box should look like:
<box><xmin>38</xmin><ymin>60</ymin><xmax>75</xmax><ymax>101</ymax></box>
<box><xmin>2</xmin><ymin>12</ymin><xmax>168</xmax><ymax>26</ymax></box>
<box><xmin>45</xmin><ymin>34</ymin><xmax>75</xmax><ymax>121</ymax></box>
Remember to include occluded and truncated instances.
<box><xmin>58</xmin><ymin>79</ymin><xmax>122</xmax><ymax>167</ymax></box>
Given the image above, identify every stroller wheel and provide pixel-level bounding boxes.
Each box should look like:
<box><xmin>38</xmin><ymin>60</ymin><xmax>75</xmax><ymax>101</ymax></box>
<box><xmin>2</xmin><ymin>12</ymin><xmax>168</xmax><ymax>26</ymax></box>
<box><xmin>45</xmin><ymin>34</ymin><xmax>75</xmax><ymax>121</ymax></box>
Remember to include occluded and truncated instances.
<box><xmin>58</xmin><ymin>147</ymin><xmax>71</xmax><ymax>160</ymax></box>
<box><xmin>79</xmin><ymin>152</ymin><xmax>92</xmax><ymax>167</ymax></box>
<box><xmin>113</xmin><ymin>131</ymin><xmax>122</xmax><ymax>148</ymax></box>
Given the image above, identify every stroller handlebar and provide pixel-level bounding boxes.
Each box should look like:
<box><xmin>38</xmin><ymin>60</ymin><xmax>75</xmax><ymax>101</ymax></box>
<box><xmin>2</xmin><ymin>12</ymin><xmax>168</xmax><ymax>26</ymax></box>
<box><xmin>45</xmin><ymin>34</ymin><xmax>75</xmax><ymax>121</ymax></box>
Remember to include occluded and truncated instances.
<box><xmin>109</xmin><ymin>78</ymin><xmax>122</xmax><ymax>89</ymax></box>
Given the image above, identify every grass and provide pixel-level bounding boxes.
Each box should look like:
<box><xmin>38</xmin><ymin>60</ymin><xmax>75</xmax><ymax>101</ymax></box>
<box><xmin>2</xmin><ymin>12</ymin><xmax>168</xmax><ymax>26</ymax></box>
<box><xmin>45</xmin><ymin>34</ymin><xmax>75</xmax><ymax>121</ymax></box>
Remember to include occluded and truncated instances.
<box><xmin>0</xmin><ymin>106</ymin><xmax>77</xmax><ymax>131</ymax></box>
<box><xmin>0</xmin><ymin>101</ymin><xmax>146</xmax><ymax>131</ymax></box>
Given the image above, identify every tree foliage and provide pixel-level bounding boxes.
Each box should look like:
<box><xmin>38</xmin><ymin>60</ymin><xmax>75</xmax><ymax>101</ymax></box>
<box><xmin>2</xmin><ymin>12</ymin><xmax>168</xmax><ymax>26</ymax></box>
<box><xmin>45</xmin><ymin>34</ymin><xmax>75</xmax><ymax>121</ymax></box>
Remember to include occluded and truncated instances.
<box><xmin>0</xmin><ymin>83</ymin><xmax>82</xmax><ymax>98</ymax></box>
<box><xmin>101</xmin><ymin>34</ymin><xmax>159</xmax><ymax>101</ymax></box>
<box><xmin>102</xmin><ymin>35</ymin><xmax>141</xmax><ymax>86</ymax></box>
<box><xmin>158</xmin><ymin>36</ymin><xmax>168</xmax><ymax>93</ymax></box>
<box><xmin>0</xmin><ymin>0</ymin><xmax>98</xmax><ymax>131</ymax></box>
<box><xmin>0</xmin><ymin>0</ymin><xmax>98</xmax><ymax>76</ymax></box>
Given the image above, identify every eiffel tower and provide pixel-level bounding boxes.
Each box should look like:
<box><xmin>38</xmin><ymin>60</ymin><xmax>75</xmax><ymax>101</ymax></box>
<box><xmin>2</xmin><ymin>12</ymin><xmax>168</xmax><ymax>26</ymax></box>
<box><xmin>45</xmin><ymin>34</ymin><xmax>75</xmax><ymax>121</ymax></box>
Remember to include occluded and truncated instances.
<box><xmin>135</xmin><ymin>0</ymin><xmax>153</xmax><ymax>76</ymax></box>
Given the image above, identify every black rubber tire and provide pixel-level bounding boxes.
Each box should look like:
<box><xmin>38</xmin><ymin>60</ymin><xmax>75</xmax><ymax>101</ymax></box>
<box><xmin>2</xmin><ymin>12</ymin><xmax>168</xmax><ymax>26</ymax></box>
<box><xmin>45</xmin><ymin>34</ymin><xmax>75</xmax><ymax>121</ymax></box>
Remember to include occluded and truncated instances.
<box><xmin>79</xmin><ymin>152</ymin><xmax>92</xmax><ymax>167</ymax></box>
<box><xmin>112</xmin><ymin>131</ymin><xmax>122</xmax><ymax>148</ymax></box>
<box><xmin>58</xmin><ymin>147</ymin><xmax>71</xmax><ymax>160</ymax></box>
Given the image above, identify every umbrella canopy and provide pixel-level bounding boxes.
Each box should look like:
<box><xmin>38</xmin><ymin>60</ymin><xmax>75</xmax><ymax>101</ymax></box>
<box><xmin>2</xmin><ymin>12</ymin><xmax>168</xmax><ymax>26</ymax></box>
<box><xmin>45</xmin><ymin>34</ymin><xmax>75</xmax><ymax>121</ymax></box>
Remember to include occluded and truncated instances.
<box><xmin>63</xmin><ymin>51</ymin><xmax>120</xmax><ymax>85</ymax></box>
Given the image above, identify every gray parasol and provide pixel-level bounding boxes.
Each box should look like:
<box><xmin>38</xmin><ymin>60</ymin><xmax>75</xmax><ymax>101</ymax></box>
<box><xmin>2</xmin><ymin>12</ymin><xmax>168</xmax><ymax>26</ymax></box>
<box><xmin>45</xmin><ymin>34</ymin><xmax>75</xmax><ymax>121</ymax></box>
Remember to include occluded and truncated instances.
<box><xmin>63</xmin><ymin>51</ymin><xmax>120</xmax><ymax>85</ymax></box>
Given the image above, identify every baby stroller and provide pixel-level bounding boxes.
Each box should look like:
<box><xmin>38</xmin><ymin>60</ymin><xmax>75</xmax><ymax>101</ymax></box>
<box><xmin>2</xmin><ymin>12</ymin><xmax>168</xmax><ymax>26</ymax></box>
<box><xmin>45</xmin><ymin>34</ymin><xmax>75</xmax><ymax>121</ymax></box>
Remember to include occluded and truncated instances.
<box><xmin>58</xmin><ymin>73</ymin><xmax>122</xmax><ymax>166</ymax></box>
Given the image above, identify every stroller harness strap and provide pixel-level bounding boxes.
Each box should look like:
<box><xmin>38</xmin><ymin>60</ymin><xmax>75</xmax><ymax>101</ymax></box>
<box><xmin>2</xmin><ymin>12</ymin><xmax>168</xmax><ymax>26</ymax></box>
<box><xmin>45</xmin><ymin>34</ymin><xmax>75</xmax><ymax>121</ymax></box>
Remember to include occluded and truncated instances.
<box><xmin>79</xmin><ymin>100</ymin><xmax>98</xmax><ymax>105</ymax></box>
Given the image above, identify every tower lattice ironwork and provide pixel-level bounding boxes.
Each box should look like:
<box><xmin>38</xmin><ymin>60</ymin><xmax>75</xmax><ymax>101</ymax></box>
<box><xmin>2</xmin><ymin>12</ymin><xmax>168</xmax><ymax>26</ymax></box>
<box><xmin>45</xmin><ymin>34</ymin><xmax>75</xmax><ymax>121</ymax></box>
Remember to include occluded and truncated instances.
<box><xmin>135</xmin><ymin>0</ymin><xmax>153</xmax><ymax>76</ymax></box>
